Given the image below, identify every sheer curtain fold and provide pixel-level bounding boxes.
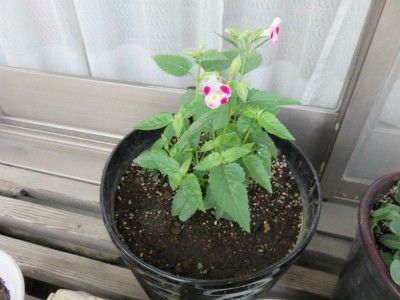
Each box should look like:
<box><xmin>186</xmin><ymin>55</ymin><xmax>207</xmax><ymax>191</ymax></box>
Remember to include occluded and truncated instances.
<box><xmin>0</xmin><ymin>0</ymin><xmax>371</xmax><ymax>109</ymax></box>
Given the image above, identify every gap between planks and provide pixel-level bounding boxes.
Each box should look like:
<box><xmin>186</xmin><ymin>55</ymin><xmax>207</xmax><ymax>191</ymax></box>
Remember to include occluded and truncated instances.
<box><xmin>0</xmin><ymin>234</ymin><xmax>337</xmax><ymax>299</ymax></box>
<box><xmin>0</xmin><ymin>195</ymin><xmax>352</xmax><ymax>265</ymax></box>
<box><xmin>0</xmin><ymin>163</ymin><xmax>358</xmax><ymax>239</ymax></box>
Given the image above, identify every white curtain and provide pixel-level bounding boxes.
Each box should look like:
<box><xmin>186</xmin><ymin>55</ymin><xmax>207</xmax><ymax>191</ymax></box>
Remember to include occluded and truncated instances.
<box><xmin>0</xmin><ymin>0</ymin><xmax>371</xmax><ymax>109</ymax></box>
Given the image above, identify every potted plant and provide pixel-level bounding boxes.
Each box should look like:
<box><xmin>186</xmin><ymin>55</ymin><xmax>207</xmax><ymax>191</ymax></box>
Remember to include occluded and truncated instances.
<box><xmin>101</xmin><ymin>19</ymin><xmax>321</xmax><ymax>300</ymax></box>
<box><xmin>334</xmin><ymin>174</ymin><xmax>400</xmax><ymax>299</ymax></box>
<box><xmin>0</xmin><ymin>250</ymin><xmax>24</xmax><ymax>300</ymax></box>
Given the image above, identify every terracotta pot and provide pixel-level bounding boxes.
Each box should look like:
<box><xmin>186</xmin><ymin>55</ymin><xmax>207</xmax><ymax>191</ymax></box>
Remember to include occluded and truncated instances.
<box><xmin>334</xmin><ymin>172</ymin><xmax>400</xmax><ymax>300</ymax></box>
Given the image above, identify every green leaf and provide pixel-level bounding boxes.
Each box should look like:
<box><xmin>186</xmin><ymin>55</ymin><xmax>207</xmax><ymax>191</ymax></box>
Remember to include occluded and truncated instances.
<box><xmin>209</xmin><ymin>163</ymin><xmax>250</xmax><ymax>232</ymax></box>
<box><xmin>391</xmin><ymin>259</ymin><xmax>400</xmax><ymax>285</ymax></box>
<box><xmin>242</xmin><ymin>154</ymin><xmax>272</xmax><ymax>192</ymax></box>
<box><xmin>194</xmin><ymin>152</ymin><xmax>222</xmax><ymax>171</ymax></box>
<box><xmin>215</xmin><ymin>32</ymin><xmax>239</xmax><ymax>48</ymax></box>
<box><xmin>134</xmin><ymin>149</ymin><xmax>179</xmax><ymax>174</ymax></box>
<box><xmin>135</xmin><ymin>112</ymin><xmax>173</xmax><ymax>130</ymax></box>
<box><xmin>391</xmin><ymin>218</ymin><xmax>400</xmax><ymax>235</ymax></box>
<box><xmin>171</xmin><ymin>174</ymin><xmax>205</xmax><ymax>221</ymax></box>
<box><xmin>152</xmin><ymin>55</ymin><xmax>192</xmax><ymax>77</ymax></box>
<box><xmin>396</xmin><ymin>182</ymin><xmax>400</xmax><ymax>203</ymax></box>
<box><xmin>236</xmin><ymin>81</ymin><xmax>248</xmax><ymax>102</ymax></box>
<box><xmin>221</xmin><ymin>147</ymin><xmax>252</xmax><ymax>163</ymax></box>
<box><xmin>228</xmin><ymin>55</ymin><xmax>241</xmax><ymax>78</ymax></box>
<box><xmin>133</xmin><ymin>149</ymin><xmax>187</xmax><ymax>190</ymax></box>
<box><xmin>175</xmin><ymin>109</ymin><xmax>218</xmax><ymax>149</ymax></box>
<box><xmin>244</xmin><ymin>51</ymin><xmax>263</xmax><ymax>74</ymax></box>
<box><xmin>252</xmin><ymin>130</ymin><xmax>279</xmax><ymax>158</ymax></box>
<box><xmin>395</xmin><ymin>250</ymin><xmax>400</xmax><ymax>261</ymax></box>
<box><xmin>258</xmin><ymin>147</ymin><xmax>272</xmax><ymax>173</ymax></box>
<box><xmin>223</xmin><ymin>50</ymin><xmax>262</xmax><ymax>75</ymax></box>
<box><xmin>200</xmin><ymin>50</ymin><xmax>229</xmax><ymax>72</ymax></box>
<box><xmin>237</xmin><ymin>116</ymin><xmax>252</xmax><ymax>134</ymax></box>
<box><xmin>372</xmin><ymin>204</ymin><xmax>400</xmax><ymax>218</ymax></box>
<box><xmin>247</xmin><ymin>89</ymin><xmax>300</xmax><ymax>111</ymax></box>
<box><xmin>204</xmin><ymin>186</ymin><xmax>217</xmax><ymax>210</ymax></box>
<box><xmin>239</xmin><ymin>105</ymin><xmax>260</xmax><ymax>119</ymax></box>
<box><xmin>380</xmin><ymin>234</ymin><xmax>400</xmax><ymax>250</ymax></box>
<box><xmin>172</xmin><ymin>113</ymin><xmax>184</xmax><ymax>138</ymax></box>
<box><xmin>257</xmin><ymin>111</ymin><xmax>295</xmax><ymax>141</ymax></box>
<box><xmin>211</xmin><ymin>105</ymin><xmax>228</xmax><ymax>130</ymax></box>
<box><xmin>169</xmin><ymin>156</ymin><xmax>192</xmax><ymax>189</ymax></box>
<box><xmin>200</xmin><ymin>132</ymin><xmax>240</xmax><ymax>152</ymax></box>
<box><xmin>381</xmin><ymin>251</ymin><xmax>394</xmax><ymax>268</ymax></box>
<box><xmin>163</xmin><ymin>123</ymin><xmax>176</xmax><ymax>139</ymax></box>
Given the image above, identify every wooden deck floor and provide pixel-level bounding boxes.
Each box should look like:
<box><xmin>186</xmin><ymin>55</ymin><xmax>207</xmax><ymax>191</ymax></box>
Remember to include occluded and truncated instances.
<box><xmin>0</xmin><ymin>164</ymin><xmax>357</xmax><ymax>299</ymax></box>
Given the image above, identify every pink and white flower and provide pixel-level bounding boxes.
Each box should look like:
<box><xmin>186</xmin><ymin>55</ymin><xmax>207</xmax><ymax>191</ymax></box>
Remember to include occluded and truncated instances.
<box><xmin>202</xmin><ymin>75</ymin><xmax>231</xmax><ymax>109</ymax></box>
<box><xmin>261</xmin><ymin>17</ymin><xmax>282</xmax><ymax>43</ymax></box>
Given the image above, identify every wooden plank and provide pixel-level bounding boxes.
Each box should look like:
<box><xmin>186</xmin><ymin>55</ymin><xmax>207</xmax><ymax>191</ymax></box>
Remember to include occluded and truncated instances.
<box><xmin>318</xmin><ymin>201</ymin><xmax>357</xmax><ymax>239</ymax></box>
<box><xmin>277</xmin><ymin>265</ymin><xmax>337</xmax><ymax>298</ymax></box>
<box><xmin>0</xmin><ymin>126</ymin><xmax>109</xmax><ymax>184</ymax></box>
<box><xmin>0</xmin><ymin>164</ymin><xmax>100</xmax><ymax>213</ymax></box>
<box><xmin>307</xmin><ymin>232</ymin><xmax>351</xmax><ymax>261</ymax></box>
<box><xmin>0</xmin><ymin>196</ymin><xmax>119</xmax><ymax>261</ymax></box>
<box><xmin>0</xmin><ymin>192</ymin><xmax>353</xmax><ymax>261</ymax></box>
<box><xmin>0</xmin><ymin>234</ymin><xmax>148</xmax><ymax>300</ymax></box>
<box><xmin>0</xmin><ymin>234</ymin><xmax>335</xmax><ymax>299</ymax></box>
<box><xmin>25</xmin><ymin>295</ymin><xmax>41</xmax><ymax>300</ymax></box>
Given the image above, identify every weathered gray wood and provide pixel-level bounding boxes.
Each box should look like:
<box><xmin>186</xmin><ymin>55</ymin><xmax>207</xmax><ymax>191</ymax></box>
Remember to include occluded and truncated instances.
<box><xmin>0</xmin><ymin>234</ymin><xmax>148</xmax><ymax>300</ymax></box>
<box><xmin>25</xmin><ymin>295</ymin><xmax>42</xmax><ymax>300</ymax></box>
<box><xmin>0</xmin><ymin>124</ymin><xmax>110</xmax><ymax>184</ymax></box>
<box><xmin>277</xmin><ymin>265</ymin><xmax>337</xmax><ymax>298</ymax></box>
<box><xmin>307</xmin><ymin>232</ymin><xmax>352</xmax><ymax>261</ymax></box>
<box><xmin>318</xmin><ymin>201</ymin><xmax>357</xmax><ymax>239</ymax></box>
<box><xmin>0</xmin><ymin>65</ymin><xmax>337</xmax><ymax>172</ymax></box>
<box><xmin>0</xmin><ymin>192</ymin><xmax>353</xmax><ymax>262</ymax></box>
<box><xmin>0</xmin><ymin>234</ymin><xmax>336</xmax><ymax>299</ymax></box>
<box><xmin>0</xmin><ymin>196</ymin><xmax>119</xmax><ymax>261</ymax></box>
<box><xmin>0</xmin><ymin>164</ymin><xmax>99</xmax><ymax>212</ymax></box>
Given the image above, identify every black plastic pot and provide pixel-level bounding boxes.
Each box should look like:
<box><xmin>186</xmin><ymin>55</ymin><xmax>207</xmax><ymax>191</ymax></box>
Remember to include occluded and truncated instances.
<box><xmin>334</xmin><ymin>173</ymin><xmax>400</xmax><ymax>300</ymax></box>
<box><xmin>100</xmin><ymin>129</ymin><xmax>321</xmax><ymax>300</ymax></box>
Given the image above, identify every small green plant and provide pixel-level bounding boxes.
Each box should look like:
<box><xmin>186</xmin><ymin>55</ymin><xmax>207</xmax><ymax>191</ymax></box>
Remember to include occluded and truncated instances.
<box><xmin>370</xmin><ymin>181</ymin><xmax>400</xmax><ymax>285</ymax></box>
<box><xmin>134</xmin><ymin>19</ymin><xmax>299</xmax><ymax>232</ymax></box>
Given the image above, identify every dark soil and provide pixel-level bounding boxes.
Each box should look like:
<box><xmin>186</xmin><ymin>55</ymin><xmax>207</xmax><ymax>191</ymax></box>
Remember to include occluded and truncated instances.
<box><xmin>372</xmin><ymin>183</ymin><xmax>399</xmax><ymax>252</ymax></box>
<box><xmin>0</xmin><ymin>278</ymin><xmax>10</xmax><ymax>300</ymax></box>
<box><xmin>114</xmin><ymin>155</ymin><xmax>303</xmax><ymax>279</ymax></box>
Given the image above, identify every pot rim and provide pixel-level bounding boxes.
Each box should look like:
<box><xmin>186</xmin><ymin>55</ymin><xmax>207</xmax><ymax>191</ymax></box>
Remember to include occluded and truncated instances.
<box><xmin>0</xmin><ymin>250</ymin><xmax>25</xmax><ymax>300</ymax></box>
<box><xmin>359</xmin><ymin>172</ymin><xmax>400</xmax><ymax>296</ymax></box>
<box><xmin>100</xmin><ymin>130</ymin><xmax>322</xmax><ymax>285</ymax></box>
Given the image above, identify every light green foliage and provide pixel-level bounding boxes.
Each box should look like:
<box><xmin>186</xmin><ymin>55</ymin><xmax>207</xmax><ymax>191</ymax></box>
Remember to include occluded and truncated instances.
<box><xmin>235</xmin><ymin>81</ymin><xmax>248</xmax><ymax>102</ymax></box>
<box><xmin>209</xmin><ymin>163</ymin><xmax>250</xmax><ymax>232</ymax></box>
<box><xmin>152</xmin><ymin>55</ymin><xmax>192</xmax><ymax>77</ymax></box>
<box><xmin>257</xmin><ymin>111</ymin><xmax>295</xmax><ymax>141</ymax></box>
<box><xmin>172</xmin><ymin>174</ymin><xmax>205</xmax><ymax>221</ymax></box>
<box><xmin>134</xmin><ymin>27</ymin><xmax>299</xmax><ymax>232</ymax></box>
<box><xmin>391</xmin><ymin>260</ymin><xmax>400</xmax><ymax>285</ymax></box>
<box><xmin>370</xmin><ymin>180</ymin><xmax>400</xmax><ymax>286</ymax></box>
<box><xmin>247</xmin><ymin>89</ymin><xmax>300</xmax><ymax>112</ymax></box>
<box><xmin>242</xmin><ymin>154</ymin><xmax>272</xmax><ymax>192</ymax></box>
<box><xmin>135</xmin><ymin>112</ymin><xmax>173</xmax><ymax>130</ymax></box>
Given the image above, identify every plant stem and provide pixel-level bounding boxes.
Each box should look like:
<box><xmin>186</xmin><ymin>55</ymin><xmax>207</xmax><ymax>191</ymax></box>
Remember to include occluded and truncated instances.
<box><xmin>242</xmin><ymin>118</ymin><xmax>256</xmax><ymax>143</ymax></box>
<box><xmin>194</xmin><ymin>61</ymin><xmax>202</xmax><ymax>100</ymax></box>
<box><xmin>239</xmin><ymin>42</ymin><xmax>249</xmax><ymax>80</ymax></box>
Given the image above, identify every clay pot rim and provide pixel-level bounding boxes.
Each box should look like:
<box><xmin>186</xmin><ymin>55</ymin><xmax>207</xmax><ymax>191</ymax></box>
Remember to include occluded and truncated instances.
<box><xmin>359</xmin><ymin>172</ymin><xmax>400</xmax><ymax>296</ymax></box>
